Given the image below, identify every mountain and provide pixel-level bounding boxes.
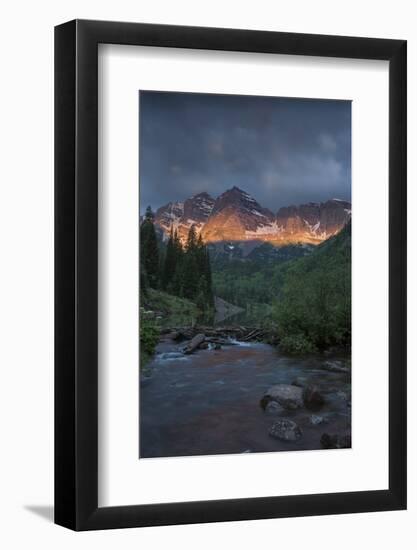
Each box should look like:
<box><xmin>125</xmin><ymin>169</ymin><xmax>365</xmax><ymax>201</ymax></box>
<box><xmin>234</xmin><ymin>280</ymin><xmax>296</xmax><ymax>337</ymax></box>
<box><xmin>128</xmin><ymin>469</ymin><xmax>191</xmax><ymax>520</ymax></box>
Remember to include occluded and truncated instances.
<box><xmin>201</xmin><ymin>186</ymin><xmax>276</xmax><ymax>242</ymax></box>
<box><xmin>154</xmin><ymin>192</ymin><xmax>215</xmax><ymax>242</ymax></box>
<box><xmin>153</xmin><ymin>186</ymin><xmax>351</xmax><ymax>247</ymax></box>
<box><xmin>275</xmin><ymin>198</ymin><xmax>351</xmax><ymax>244</ymax></box>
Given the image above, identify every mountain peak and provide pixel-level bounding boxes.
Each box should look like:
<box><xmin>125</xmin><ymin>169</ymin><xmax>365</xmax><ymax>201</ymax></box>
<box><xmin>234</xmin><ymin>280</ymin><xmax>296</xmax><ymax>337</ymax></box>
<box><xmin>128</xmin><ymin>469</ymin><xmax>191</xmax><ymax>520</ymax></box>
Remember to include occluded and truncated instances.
<box><xmin>153</xmin><ymin>189</ymin><xmax>351</xmax><ymax>247</ymax></box>
<box><xmin>213</xmin><ymin>186</ymin><xmax>264</xmax><ymax>211</ymax></box>
<box><xmin>216</xmin><ymin>186</ymin><xmax>257</xmax><ymax>204</ymax></box>
<box><xmin>191</xmin><ymin>191</ymin><xmax>212</xmax><ymax>199</ymax></box>
<box><xmin>226</xmin><ymin>186</ymin><xmax>252</xmax><ymax>197</ymax></box>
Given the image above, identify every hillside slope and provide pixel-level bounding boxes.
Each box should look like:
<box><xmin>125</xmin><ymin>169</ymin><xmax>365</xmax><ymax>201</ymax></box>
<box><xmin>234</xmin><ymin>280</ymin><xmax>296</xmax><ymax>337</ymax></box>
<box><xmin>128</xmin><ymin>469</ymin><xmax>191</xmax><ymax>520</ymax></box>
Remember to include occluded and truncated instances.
<box><xmin>273</xmin><ymin>221</ymin><xmax>351</xmax><ymax>353</ymax></box>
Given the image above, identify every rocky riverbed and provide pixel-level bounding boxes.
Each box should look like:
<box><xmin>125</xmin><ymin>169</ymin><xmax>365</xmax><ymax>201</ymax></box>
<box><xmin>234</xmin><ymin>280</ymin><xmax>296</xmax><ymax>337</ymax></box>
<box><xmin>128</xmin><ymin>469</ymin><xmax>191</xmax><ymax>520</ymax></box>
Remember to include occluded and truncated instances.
<box><xmin>140</xmin><ymin>335</ymin><xmax>351</xmax><ymax>458</ymax></box>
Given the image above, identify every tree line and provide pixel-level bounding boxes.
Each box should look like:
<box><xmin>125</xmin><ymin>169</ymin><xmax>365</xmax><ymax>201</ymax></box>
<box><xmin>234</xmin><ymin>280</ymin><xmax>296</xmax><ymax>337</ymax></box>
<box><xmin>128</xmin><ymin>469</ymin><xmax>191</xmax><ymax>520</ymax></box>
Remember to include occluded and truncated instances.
<box><xmin>140</xmin><ymin>206</ymin><xmax>214</xmax><ymax>311</ymax></box>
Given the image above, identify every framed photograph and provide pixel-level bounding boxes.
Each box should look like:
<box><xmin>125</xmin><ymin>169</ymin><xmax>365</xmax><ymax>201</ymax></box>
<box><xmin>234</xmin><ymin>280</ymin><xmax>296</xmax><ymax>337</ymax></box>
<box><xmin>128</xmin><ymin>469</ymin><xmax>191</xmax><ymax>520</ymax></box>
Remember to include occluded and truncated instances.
<box><xmin>55</xmin><ymin>20</ymin><xmax>406</xmax><ymax>530</ymax></box>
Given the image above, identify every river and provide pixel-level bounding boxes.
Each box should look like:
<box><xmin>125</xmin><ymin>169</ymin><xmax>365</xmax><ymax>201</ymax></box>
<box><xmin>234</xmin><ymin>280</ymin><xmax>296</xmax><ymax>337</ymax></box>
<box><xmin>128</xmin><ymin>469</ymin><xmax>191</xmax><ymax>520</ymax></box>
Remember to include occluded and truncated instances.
<box><xmin>140</xmin><ymin>339</ymin><xmax>351</xmax><ymax>458</ymax></box>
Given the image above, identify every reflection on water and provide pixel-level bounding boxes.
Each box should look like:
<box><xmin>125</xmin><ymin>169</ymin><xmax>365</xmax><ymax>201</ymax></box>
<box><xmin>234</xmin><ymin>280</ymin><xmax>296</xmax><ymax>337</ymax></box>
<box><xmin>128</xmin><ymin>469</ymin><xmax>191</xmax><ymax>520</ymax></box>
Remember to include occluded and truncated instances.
<box><xmin>140</xmin><ymin>340</ymin><xmax>351</xmax><ymax>459</ymax></box>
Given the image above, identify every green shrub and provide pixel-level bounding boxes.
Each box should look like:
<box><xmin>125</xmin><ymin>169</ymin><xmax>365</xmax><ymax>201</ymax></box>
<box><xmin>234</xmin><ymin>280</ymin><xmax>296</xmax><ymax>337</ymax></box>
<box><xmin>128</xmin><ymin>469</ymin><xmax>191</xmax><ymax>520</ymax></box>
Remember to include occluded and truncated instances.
<box><xmin>279</xmin><ymin>334</ymin><xmax>318</xmax><ymax>355</ymax></box>
<box><xmin>140</xmin><ymin>315</ymin><xmax>159</xmax><ymax>358</ymax></box>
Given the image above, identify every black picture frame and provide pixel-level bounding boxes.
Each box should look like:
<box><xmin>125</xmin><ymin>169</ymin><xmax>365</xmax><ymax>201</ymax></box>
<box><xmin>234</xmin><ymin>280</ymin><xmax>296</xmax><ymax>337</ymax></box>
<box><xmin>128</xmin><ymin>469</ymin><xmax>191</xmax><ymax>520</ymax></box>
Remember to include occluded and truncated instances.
<box><xmin>55</xmin><ymin>19</ymin><xmax>407</xmax><ymax>531</ymax></box>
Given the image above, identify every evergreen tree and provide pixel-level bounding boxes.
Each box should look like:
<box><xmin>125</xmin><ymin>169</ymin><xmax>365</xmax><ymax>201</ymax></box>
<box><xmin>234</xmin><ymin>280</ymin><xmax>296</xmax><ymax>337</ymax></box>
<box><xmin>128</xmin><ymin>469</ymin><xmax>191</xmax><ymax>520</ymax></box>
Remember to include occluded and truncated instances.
<box><xmin>181</xmin><ymin>251</ymin><xmax>199</xmax><ymax>300</ymax></box>
<box><xmin>140</xmin><ymin>206</ymin><xmax>159</xmax><ymax>288</ymax></box>
<box><xmin>174</xmin><ymin>230</ymin><xmax>184</xmax><ymax>269</ymax></box>
<box><xmin>170</xmin><ymin>229</ymin><xmax>184</xmax><ymax>294</ymax></box>
<box><xmin>145</xmin><ymin>220</ymin><xmax>214</xmax><ymax>312</ymax></box>
<box><xmin>181</xmin><ymin>225</ymin><xmax>199</xmax><ymax>300</ymax></box>
<box><xmin>195</xmin><ymin>234</ymin><xmax>214</xmax><ymax>308</ymax></box>
<box><xmin>195</xmin><ymin>277</ymin><xmax>208</xmax><ymax>311</ymax></box>
<box><xmin>140</xmin><ymin>262</ymin><xmax>148</xmax><ymax>299</ymax></box>
<box><xmin>186</xmin><ymin>224</ymin><xmax>198</xmax><ymax>252</ymax></box>
<box><xmin>162</xmin><ymin>228</ymin><xmax>176</xmax><ymax>290</ymax></box>
<box><xmin>174</xmin><ymin>227</ymin><xmax>214</xmax><ymax>308</ymax></box>
<box><xmin>203</xmin><ymin>246</ymin><xmax>214</xmax><ymax>307</ymax></box>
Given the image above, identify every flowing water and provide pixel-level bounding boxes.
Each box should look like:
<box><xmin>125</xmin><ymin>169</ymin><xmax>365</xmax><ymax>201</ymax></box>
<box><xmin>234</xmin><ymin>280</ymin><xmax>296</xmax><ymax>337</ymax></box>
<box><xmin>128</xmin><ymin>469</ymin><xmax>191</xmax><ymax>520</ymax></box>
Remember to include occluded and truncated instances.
<box><xmin>140</xmin><ymin>339</ymin><xmax>351</xmax><ymax>458</ymax></box>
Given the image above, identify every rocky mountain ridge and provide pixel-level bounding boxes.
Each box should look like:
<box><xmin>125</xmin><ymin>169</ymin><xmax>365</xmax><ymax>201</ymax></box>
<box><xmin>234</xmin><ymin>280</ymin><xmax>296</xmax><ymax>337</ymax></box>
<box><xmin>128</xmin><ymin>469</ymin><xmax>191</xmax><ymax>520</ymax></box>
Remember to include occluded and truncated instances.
<box><xmin>153</xmin><ymin>186</ymin><xmax>351</xmax><ymax>246</ymax></box>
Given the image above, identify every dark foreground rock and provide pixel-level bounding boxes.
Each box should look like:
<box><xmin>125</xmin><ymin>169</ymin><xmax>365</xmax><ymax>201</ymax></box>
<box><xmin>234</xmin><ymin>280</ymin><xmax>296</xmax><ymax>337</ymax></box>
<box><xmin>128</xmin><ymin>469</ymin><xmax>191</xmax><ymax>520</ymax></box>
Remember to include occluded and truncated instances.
<box><xmin>269</xmin><ymin>419</ymin><xmax>303</xmax><ymax>442</ymax></box>
<box><xmin>303</xmin><ymin>384</ymin><xmax>325</xmax><ymax>410</ymax></box>
<box><xmin>265</xmin><ymin>401</ymin><xmax>285</xmax><ymax>415</ymax></box>
<box><xmin>261</xmin><ymin>384</ymin><xmax>303</xmax><ymax>410</ymax></box>
<box><xmin>291</xmin><ymin>376</ymin><xmax>308</xmax><ymax>388</ymax></box>
<box><xmin>320</xmin><ymin>433</ymin><xmax>351</xmax><ymax>449</ymax></box>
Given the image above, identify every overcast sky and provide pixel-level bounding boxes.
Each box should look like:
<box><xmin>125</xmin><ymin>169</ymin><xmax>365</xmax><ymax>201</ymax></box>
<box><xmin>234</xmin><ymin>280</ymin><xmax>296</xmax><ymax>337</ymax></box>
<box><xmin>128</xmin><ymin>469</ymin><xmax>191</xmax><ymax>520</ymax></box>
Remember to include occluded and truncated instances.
<box><xmin>139</xmin><ymin>91</ymin><xmax>351</xmax><ymax>214</ymax></box>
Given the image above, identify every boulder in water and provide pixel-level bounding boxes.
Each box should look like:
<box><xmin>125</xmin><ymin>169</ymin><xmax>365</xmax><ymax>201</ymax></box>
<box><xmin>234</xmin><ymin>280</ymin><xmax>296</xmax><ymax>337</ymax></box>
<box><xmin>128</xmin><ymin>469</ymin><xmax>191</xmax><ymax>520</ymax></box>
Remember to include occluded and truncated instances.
<box><xmin>265</xmin><ymin>401</ymin><xmax>285</xmax><ymax>415</ymax></box>
<box><xmin>303</xmin><ymin>384</ymin><xmax>325</xmax><ymax>410</ymax></box>
<box><xmin>261</xmin><ymin>384</ymin><xmax>303</xmax><ymax>410</ymax></box>
<box><xmin>291</xmin><ymin>376</ymin><xmax>308</xmax><ymax>388</ymax></box>
<box><xmin>269</xmin><ymin>419</ymin><xmax>302</xmax><ymax>442</ymax></box>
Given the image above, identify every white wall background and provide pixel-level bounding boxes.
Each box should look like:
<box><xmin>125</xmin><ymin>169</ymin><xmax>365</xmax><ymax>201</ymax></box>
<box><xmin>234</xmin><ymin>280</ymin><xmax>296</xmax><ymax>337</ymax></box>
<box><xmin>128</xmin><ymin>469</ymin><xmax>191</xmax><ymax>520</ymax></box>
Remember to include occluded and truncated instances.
<box><xmin>0</xmin><ymin>0</ymin><xmax>415</xmax><ymax>548</ymax></box>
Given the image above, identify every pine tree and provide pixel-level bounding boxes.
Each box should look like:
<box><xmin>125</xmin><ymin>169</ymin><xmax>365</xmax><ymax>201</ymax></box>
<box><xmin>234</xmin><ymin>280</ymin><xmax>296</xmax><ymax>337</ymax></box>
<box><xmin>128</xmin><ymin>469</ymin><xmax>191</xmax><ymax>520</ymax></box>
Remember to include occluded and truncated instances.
<box><xmin>162</xmin><ymin>228</ymin><xmax>176</xmax><ymax>290</ymax></box>
<box><xmin>195</xmin><ymin>277</ymin><xmax>208</xmax><ymax>311</ymax></box>
<box><xmin>140</xmin><ymin>206</ymin><xmax>159</xmax><ymax>288</ymax></box>
<box><xmin>181</xmin><ymin>253</ymin><xmax>199</xmax><ymax>300</ymax></box>
<box><xmin>173</xmin><ymin>230</ymin><xmax>183</xmax><ymax>268</ymax></box>
<box><xmin>140</xmin><ymin>262</ymin><xmax>148</xmax><ymax>299</ymax></box>
<box><xmin>186</xmin><ymin>224</ymin><xmax>198</xmax><ymax>252</ymax></box>
<box><xmin>170</xmin><ymin>229</ymin><xmax>184</xmax><ymax>294</ymax></box>
<box><xmin>181</xmin><ymin>225</ymin><xmax>199</xmax><ymax>300</ymax></box>
<box><xmin>196</xmin><ymin>234</ymin><xmax>205</xmax><ymax>272</ymax></box>
<box><xmin>203</xmin><ymin>246</ymin><xmax>214</xmax><ymax>308</ymax></box>
<box><xmin>151</xmin><ymin>221</ymin><xmax>214</xmax><ymax>310</ymax></box>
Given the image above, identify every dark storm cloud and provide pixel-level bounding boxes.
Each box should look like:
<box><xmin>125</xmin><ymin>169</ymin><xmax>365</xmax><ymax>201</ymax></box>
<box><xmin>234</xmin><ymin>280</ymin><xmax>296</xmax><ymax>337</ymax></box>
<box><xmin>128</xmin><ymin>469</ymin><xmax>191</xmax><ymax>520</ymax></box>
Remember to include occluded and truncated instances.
<box><xmin>139</xmin><ymin>91</ymin><xmax>351</xmax><ymax>213</ymax></box>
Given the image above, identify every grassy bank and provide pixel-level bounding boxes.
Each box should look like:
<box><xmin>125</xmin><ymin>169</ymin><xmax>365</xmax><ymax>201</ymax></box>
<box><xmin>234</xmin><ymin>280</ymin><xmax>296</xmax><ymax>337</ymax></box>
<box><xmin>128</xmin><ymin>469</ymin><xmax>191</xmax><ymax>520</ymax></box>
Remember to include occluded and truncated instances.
<box><xmin>143</xmin><ymin>288</ymin><xmax>201</xmax><ymax>328</ymax></box>
<box><xmin>140</xmin><ymin>289</ymin><xmax>202</xmax><ymax>371</ymax></box>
